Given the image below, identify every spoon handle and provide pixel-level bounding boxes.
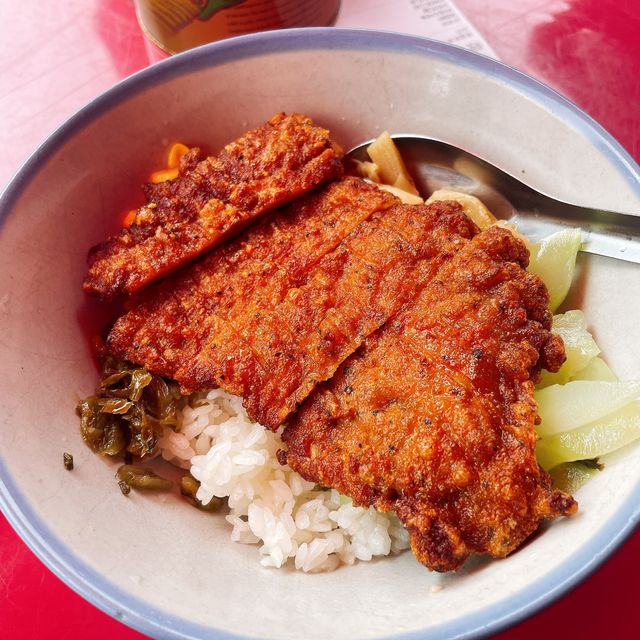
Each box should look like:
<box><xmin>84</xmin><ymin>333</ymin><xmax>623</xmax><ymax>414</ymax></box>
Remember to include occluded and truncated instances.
<box><xmin>347</xmin><ymin>136</ymin><xmax>640</xmax><ymax>264</ymax></box>
<box><xmin>510</xmin><ymin>196</ymin><xmax>640</xmax><ymax>263</ymax></box>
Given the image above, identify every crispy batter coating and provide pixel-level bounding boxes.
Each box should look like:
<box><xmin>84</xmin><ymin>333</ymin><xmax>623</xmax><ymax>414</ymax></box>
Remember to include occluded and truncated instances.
<box><xmin>83</xmin><ymin>113</ymin><xmax>343</xmax><ymax>299</ymax></box>
<box><xmin>281</xmin><ymin>226</ymin><xmax>576</xmax><ymax>572</ymax></box>
<box><xmin>107</xmin><ymin>177</ymin><xmax>398</xmax><ymax>382</ymax></box>
<box><xmin>191</xmin><ymin>200</ymin><xmax>478</xmax><ymax>429</ymax></box>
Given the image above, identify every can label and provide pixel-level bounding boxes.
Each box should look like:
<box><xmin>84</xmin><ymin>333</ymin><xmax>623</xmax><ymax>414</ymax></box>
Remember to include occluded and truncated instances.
<box><xmin>135</xmin><ymin>0</ymin><xmax>341</xmax><ymax>53</ymax></box>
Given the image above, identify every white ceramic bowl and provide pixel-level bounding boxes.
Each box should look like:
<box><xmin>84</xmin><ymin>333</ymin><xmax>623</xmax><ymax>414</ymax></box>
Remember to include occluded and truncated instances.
<box><xmin>1</xmin><ymin>28</ymin><xmax>639</xmax><ymax>640</ymax></box>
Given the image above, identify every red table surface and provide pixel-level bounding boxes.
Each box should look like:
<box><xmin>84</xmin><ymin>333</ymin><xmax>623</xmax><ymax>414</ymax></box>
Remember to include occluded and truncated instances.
<box><xmin>1</xmin><ymin>1</ymin><xmax>639</xmax><ymax>638</ymax></box>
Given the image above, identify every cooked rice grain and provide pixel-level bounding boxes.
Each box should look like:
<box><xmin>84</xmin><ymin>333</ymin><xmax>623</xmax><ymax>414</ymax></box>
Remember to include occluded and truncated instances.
<box><xmin>159</xmin><ymin>388</ymin><xmax>409</xmax><ymax>572</ymax></box>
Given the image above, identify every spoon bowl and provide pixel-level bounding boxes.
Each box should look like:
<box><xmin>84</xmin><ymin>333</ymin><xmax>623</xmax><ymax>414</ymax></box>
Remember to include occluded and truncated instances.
<box><xmin>348</xmin><ymin>135</ymin><xmax>640</xmax><ymax>263</ymax></box>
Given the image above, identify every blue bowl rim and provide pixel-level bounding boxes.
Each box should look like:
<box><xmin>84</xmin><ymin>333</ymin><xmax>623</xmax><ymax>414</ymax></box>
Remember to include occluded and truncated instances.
<box><xmin>0</xmin><ymin>26</ymin><xmax>639</xmax><ymax>640</ymax></box>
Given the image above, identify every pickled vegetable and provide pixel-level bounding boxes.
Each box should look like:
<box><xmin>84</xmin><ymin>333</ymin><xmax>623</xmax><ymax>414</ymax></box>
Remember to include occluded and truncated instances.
<box><xmin>571</xmin><ymin>356</ymin><xmax>617</xmax><ymax>382</ymax></box>
<box><xmin>180</xmin><ymin>474</ymin><xmax>222</xmax><ymax>512</ymax></box>
<box><xmin>116</xmin><ymin>464</ymin><xmax>173</xmax><ymax>491</ymax></box>
<box><xmin>535</xmin><ymin>380</ymin><xmax>640</xmax><ymax>437</ymax></box>
<box><xmin>352</xmin><ymin>159</ymin><xmax>381</xmax><ymax>183</ymax></box>
<box><xmin>366</xmin><ymin>132</ymin><xmax>419</xmax><ymax>195</ymax></box>
<box><xmin>537</xmin><ymin>401</ymin><xmax>640</xmax><ymax>469</ymax></box>
<box><xmin>538</xmin><ymin>310</ymin><xmax>600</xmax><ymax>387</ymax></box>
<box><xmin>376</xmin><ymin>183</ymin><xmax>424</xmax><ymax>204</ymax></box>
<box><xmin>548</xmin><ymin>461</ymin><xmax>600</xmax><ymax>494</ymax></box>
<box><xmin>528</xmin><ymin>228</ymin><xmax>582</xmax><ymax>311</ymax></box>
<box><xmin>63</xmin><ymin>452</ymin><xmax>74</xmax><ymax>470</ymax></box>
<box><xmin>77</xmin><ymin>397</ymin><xmax>127</xmax><ymax>456</ymax></box>
<box><xmin>118</xmin><ymin>480</ymin><xmax>131</xmax><ymax>496</ymax></box>
<box><xmin>77</xmin><ymin>357</ymin><xmax>181</xmax><ymax>458</ymax></box>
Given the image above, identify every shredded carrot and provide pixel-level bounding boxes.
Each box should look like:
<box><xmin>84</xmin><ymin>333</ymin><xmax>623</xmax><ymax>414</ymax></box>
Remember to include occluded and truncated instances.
<box><xmin>121</xmin><ymin>143</ymin><xmax>189</xmax><ymax>225</ymax></box>
<box><xmin>167</xmin><ymin>142</ymin><xmax>190</xmax><ymax>169</ymax></box>
<box><xmin>122</xmin><ymin>209</ymin><xmax>137</xmax><ymax>228</ymax></box>
<box><xmin>149</xmin><ymin>167</ymin><xmax>179</xmax><ymax>183</ymax></box>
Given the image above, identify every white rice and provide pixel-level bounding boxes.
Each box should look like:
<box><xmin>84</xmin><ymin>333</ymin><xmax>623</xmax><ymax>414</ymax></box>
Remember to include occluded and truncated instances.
<box><xmin>157</xmin><ymin>388</ymin><xmax>410</xmax><ymax>572</ymax></box>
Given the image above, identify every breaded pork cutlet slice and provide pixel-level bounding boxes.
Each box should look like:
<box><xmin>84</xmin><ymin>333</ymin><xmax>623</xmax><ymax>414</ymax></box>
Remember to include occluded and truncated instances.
<box><xmin>187</xmin><ymin>200</ymin><xmax>478</xmax><ymax>429</ymax></box>
<box><xmin>83</xmin><ymin>113</ymin><xmax>343</xmax><ymax>299</ymax></box>
<box><xmin>107</xmin><ymin>178</ymin><xmax>398</xmax><ymax>382</ymax></box>
<box><xmin>281</xmin><ymin>225</ymin><xmax>577</xmax><ymax>572</ymax></box>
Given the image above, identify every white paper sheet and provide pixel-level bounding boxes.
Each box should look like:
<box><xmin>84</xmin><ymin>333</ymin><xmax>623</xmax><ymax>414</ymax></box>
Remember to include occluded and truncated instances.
<box><xmin>336</xmin><ymin>0</ymin><xmax>498</xmax><ymax>59</ymax></box>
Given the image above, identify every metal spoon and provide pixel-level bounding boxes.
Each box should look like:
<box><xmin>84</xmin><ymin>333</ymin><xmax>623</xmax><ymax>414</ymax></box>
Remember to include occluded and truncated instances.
<box><xmin>347</xmin><ymin>135</ymin><xmax>640</xmax><ymax>263</ymax></box>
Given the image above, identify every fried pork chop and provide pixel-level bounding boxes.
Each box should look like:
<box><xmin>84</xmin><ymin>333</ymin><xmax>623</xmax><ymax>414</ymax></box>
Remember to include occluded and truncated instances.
<box><xmin>193</xmin><ymin>200</ymin><xmax>478</xmax><ymax>429</ymax></box>
<box><xmin>107</xmin><ymin>177</ymin><xmax>398</xmax><ymax>382</ymax></box>
<box><xmin>109</xmin><ymin>189</ymin><xmax>478</xmax><ymax>429</ymax></box>
<box><xmin>281</xmin><ymin>226</ymin><xmax>577</xmax><ymax>572</ymax></box>
<box><xmin>83</xmin><ymin>113</ymin><xmax>343</xmax><ymax>299</ymax></box>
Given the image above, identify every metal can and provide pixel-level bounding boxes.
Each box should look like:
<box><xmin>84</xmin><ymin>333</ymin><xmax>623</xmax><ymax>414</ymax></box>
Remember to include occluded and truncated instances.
<box><xmin>134</xmin><ymin>0</ymin><xmax>341</xmax><ymax>54</ymax></box>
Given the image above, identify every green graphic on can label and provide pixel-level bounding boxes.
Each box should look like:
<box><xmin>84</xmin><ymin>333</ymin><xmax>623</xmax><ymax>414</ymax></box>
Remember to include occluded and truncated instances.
<box><xmin>197</xmin><ymin>1</ymin><xmax>247</xmax><ymax>21</ymax></box>
<box><xmin>144</xmin><ymin>0</ymin><xmax>248</xmax><ymax>33</ymax></box>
